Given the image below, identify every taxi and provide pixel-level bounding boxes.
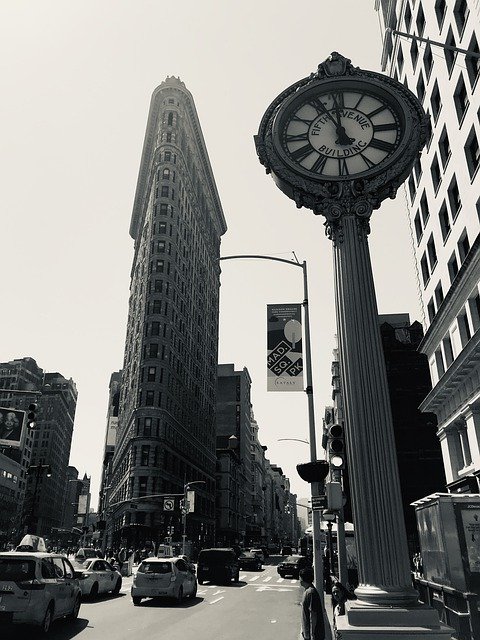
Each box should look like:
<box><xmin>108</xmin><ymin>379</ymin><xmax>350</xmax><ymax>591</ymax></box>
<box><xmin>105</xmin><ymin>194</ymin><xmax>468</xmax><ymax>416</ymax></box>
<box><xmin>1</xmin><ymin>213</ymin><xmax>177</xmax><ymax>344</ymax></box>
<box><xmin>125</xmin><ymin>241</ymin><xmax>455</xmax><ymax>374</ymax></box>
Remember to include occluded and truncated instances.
<box><xmin>0</xmin><ymin>535</ymin><xmax>81</xmax><ymax>634</ymax></box>
<box><xmin>73</xmin><ymin>558</ymin><xmax>122</xmax><ymax>598</ymax></box>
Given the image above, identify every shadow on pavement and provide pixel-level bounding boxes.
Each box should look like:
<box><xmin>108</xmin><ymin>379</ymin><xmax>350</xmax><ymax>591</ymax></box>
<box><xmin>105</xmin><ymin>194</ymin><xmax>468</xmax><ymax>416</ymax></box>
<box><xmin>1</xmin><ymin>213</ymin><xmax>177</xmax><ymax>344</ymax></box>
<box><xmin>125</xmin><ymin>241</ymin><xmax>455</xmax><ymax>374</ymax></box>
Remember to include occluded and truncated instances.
<box><xmin>81</xmin><ymin>592</ymin><xmax>126</xmax><ymax>604</ymax></box>
<box><xmin>135</xmin><ymin>596</ymin><xmax>204</xmax><ymax>608</ymax></box>
<box><xmin>0</xmin><ymin>618</ymin><xmax>90</xmax><ymax>640</ymax></box>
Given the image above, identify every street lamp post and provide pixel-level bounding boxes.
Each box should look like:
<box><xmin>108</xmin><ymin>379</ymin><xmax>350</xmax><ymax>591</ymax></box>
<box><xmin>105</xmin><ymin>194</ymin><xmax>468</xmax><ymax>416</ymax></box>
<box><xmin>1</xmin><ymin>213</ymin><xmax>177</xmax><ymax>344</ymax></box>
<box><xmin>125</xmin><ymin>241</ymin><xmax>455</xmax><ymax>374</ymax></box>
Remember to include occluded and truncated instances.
<box><xmin>182</xmin><ymin>481</ymin><xmax>206</xmax><ymax>555</ymax></box>
<box><xmin>220</xmin><ymin>254</ymin><xmax>326</xmax><ymax>599</ymax></box>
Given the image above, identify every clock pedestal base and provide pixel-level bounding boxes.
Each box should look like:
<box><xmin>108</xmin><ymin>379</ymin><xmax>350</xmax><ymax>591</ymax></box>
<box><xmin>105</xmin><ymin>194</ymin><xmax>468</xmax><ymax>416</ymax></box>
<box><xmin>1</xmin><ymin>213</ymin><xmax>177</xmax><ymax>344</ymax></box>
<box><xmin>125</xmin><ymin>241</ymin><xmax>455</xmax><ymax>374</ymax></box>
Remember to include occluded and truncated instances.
<box><xmin>334</xmin><ymin>601</ymin><xmax>453</xmax><ymax>639</ymax></box>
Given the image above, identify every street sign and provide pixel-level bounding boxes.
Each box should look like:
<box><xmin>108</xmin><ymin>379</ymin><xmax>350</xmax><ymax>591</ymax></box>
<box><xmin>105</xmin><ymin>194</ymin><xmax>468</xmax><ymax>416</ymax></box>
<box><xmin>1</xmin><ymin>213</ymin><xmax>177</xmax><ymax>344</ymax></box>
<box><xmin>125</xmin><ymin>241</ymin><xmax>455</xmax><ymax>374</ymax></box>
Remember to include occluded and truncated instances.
<box><xmin>311</xmin><ymin>495</ymin><xmax>327</xmax><ymax>511</ymax></box>
<box><xmin>164</xmin><ymin>498</ymin><xmax>175</xmax><ymax>511</ymax></box>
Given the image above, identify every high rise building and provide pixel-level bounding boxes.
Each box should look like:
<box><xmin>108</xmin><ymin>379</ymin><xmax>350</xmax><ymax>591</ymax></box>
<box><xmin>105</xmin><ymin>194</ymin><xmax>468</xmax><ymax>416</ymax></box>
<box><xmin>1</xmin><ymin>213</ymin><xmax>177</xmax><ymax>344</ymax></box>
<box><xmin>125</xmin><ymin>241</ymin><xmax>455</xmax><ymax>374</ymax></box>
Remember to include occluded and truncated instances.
<box><xmin>377</xmin><ymin>1</ymin><xmax>480</xmax><ymax>493</ymax></box>
<box><xmin>27</xmin><ymin>373</ymin><xmax>78</xmax><ymax>536</ymax></box>
<box><xmin>109</xmin><ymin>77</ymin><xmax>227</xmax><ymax>549</ymax></box>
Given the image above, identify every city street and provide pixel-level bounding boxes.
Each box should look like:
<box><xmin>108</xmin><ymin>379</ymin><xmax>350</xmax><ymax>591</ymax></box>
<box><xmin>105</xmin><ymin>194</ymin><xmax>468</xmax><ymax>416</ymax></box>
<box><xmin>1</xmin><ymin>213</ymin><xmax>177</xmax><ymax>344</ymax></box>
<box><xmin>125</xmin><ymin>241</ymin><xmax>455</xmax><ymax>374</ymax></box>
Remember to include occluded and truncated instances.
<box><xmin>1</xmin><ymin>562</ymin><xmax>315</xmax><ymax>640</ymax></box>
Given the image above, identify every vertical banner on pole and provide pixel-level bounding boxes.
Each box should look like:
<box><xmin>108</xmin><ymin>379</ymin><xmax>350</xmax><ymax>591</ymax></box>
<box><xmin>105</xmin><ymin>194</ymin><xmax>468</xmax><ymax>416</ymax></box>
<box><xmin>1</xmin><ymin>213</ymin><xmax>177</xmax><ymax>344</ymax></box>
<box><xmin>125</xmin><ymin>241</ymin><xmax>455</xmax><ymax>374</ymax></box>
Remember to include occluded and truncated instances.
<box><xmin>267</xmin><ymin>304</ymin><xmax>304</xmax><ymax>391</ymax></box>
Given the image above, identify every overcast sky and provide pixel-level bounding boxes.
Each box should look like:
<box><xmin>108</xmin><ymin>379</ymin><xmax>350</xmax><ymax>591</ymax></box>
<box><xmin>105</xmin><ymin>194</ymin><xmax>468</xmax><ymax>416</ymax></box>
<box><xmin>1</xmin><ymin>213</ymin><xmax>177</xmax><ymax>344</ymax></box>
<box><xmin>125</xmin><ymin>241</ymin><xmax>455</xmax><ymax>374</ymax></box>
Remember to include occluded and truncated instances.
<box><xmin>0</xmin><ymin>1</ymin><xmax>421</xmax><ymax>508</ymax></box>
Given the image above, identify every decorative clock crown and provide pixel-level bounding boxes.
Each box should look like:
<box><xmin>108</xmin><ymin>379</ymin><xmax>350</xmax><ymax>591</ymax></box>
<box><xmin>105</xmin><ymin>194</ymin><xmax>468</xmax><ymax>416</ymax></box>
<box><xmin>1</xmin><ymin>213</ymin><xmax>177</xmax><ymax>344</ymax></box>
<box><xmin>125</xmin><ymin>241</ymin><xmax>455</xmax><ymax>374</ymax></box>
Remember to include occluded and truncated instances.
<box><xmin>313</xmin><ymin>52</ymin><xmax>355</xmax><ymax>79</ymax></box>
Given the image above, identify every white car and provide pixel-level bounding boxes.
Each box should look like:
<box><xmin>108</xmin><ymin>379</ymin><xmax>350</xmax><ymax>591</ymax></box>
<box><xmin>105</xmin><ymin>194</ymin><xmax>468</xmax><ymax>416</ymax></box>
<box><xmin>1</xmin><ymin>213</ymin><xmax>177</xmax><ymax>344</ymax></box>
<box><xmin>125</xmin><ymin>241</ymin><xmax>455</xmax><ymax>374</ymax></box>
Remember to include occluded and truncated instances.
<box><xmin>0</xmin><ymin>550</ymin><xmax>81</xmax><ymax>633</ymax></box>
<box><xmin>131</xmin><ymin>557</ymin><xmax>197</xmax><ymax>605</ymax></box>
<box><xmin>73</xmin><ymin>559</ymin><xmax>122</xmax><ymax>598</ymax></box>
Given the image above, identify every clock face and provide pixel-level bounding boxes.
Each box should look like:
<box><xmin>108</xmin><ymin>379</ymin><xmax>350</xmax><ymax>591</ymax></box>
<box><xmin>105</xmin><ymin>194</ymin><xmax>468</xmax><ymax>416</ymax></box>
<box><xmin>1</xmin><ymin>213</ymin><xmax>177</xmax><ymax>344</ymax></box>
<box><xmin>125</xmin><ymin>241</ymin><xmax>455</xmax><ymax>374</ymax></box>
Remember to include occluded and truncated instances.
<box><xmin>276</xmin><ymin>86</ymin><xmax>403</xmax><ymax>179</ymax></box>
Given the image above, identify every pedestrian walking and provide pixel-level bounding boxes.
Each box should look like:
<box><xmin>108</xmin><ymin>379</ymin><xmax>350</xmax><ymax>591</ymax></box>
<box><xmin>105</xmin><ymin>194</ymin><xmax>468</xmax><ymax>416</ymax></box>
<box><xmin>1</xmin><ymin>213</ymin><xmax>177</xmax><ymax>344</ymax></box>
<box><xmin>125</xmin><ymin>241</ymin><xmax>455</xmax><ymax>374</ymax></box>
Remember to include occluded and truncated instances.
<box><xmin>299</xmin><ymin>567</ymin><xmax>326</xmax><ymax>640</ymax></box>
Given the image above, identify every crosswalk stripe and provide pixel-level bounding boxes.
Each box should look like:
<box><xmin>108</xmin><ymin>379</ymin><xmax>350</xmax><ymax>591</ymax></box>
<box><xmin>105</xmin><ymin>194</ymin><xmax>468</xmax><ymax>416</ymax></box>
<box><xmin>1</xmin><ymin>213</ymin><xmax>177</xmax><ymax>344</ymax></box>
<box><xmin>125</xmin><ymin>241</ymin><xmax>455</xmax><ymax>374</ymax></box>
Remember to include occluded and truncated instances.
<box><xmin>249</xmin><ymin>576</ymin><xmax>259</xmax><ymax>582</ymax></box>
<box><xmin>263</xmin><ymin>576</ymin><xmax>272</xmax><ymax>582</ymax></box>
<box><xmin>277</xmin><ymin>578</ymin><xmax>284</xmax><ymax>583</ymax></box>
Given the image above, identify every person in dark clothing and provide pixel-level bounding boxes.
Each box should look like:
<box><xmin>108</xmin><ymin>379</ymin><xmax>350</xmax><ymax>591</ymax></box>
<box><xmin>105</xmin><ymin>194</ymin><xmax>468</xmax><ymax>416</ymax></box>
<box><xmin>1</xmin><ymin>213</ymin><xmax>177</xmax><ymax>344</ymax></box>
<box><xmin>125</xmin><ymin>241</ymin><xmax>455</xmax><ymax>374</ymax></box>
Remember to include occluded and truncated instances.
<box><xmin>299</xmin><ymin>567</ymin><xmax>326</xmax><ymax>640</ymax></box>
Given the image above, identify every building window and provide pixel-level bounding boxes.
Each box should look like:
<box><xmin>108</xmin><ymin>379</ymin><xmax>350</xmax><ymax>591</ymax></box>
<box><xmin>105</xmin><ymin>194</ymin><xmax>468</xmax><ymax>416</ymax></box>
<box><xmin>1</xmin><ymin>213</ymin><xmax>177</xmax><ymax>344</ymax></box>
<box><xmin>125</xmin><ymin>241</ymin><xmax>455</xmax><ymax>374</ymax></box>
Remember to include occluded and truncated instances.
<box><xmin>416</xmin><ymin>74</ymin><xmax>426</xmax><ymax>102</ymax></box>
<box><xmin>435</xmin><ymin>281</ymin><xmax>444</xmax><ymax>308</ymax></box>
<box><xmin>157</xmin><ymin>241</ymin><xmax>165</xmax><ymax>253</ymax></box>
<box><xmin>454</xmin><ymin>74</ymin><xmax>469</xmax><ymax>123</ymax></box>
<box><xmin>427</xmin><ymin>234</ymin><xmax>438</xmax><ymax>272</ymax></box>
<box><xmin>167</xmin><ymin>112</ymin><xmax>174</xmax><ymax>126</ymax></box>
<box><xmin>448</xmin><ymin>176</ymin><xmax>461</xmax><ymax>218</ymax></box>
<box><xmin>138</xmin><ymin>477</ymin><xmax>148</xmax><ymax>497</ymax></box>
<box><xmin>443</xmin><ymin>335</ymin><xmax>455</xmax><ymax>367</ymax></box>
<box><xmin>149</xmin><ymin>343</ymin><xmax>159</xmax><ymax>358</ymax></box>
<box><xmin>416</xmin><ymin>4</ymin><xmax>426</xmax><ymax>35</ymax></box>
<box><xmin>458</xmin><ymin>309</ymin><xmax>472</xmax><ymax>346</ymax></box>
<box><xmin>421</xmin><ymin>253</ymin><xmax>430</xmax><ymax>287</ymax></box>
<box><xmin>411</xmin><ymin>38</ymin><xmax>419</xmax><ymax>69</ymax></box>
<box><xmin>158</xmin><ymin>222</ymin><xmax>167</xmax><ymax>234</ymax></box>
<box><xmin>431</xmin><ymin>82</ymin><xmax>441</xmax><ymax>121</ymax></box>
<box><xmin>454</xmin><ymin>0</ymin><xmax>469</xmax><ymax>34</ymax></box>
<box><xmin>448</xmin><ymin>251</ymin><xmax>459</xmax><ymax>283</ymax></box>
<box><xmin>147</xmin><ymin>367</ymin><xmax>156</xmax><ymax>382</ymax></box>
<box><xmin>154</xmin><ymin>280</ymin><xmax>163</xmax><ymax>293</ymax></box>
<box><xmin>445</xmin><ymin>28</ymin><xmax>457</xmax><ymax>74</ymax></box>
<box><xmin>141</xmin><ymin>446</ymin><xmax>150</xmax><ymax>467</ymax></box>
<box><xmin>468</xmin><ymin>291</ymin><xmax>480</xmax><ymax>331</ymax></box>
<box><xmin>413</xmin><ymin>156</ymin><xmax>422</xmax><ymax>182</ymax></box>
<box><xmin>414</xmin><ymin>211</ymin><xmax>423</xmax><ymax>243</ymax></box>
<box><xmin>439</xmin><ymin>201</ymin><xmax>451</xmax><ymax>241</ymax></box>
<box><xmin>428</xmin><ymin>298</ymin><xmax>436</xmax><ymax>323</ymax></box>
<box><xmin>465</xmin><ymin>127</ymin><xmax>480</xmax><ymax>178</ymax></box>
<box><xmin>145</xmin><ymin>390</ymin><xmax>154</xmax><ymax>406</ymax></box>
<box><xmin>458</xmin><ymin>230</ymin><xmax>470</xmax><ymax>263</ymax></box>
<box><xmin>164</xmin><ymin>151</ymin><xmax>171</xmax><ymax>162</ymax></box>
<box><xmin>162</xmin><ymin>168</ymin><xmax>170</xmax><ymax>180</ymax></box>
<box><xmin>424</xmin><ymin>44</ymin><xmax>433</xmax><ymax>80</ymax></box>
<box><xmin>438</xmin><ymin>126</ymin><xmax>451</xmax><ymax>168</ymax></box>
<box><xmin>466</xmin><ymin>34</ymin><xmax>480</xmax><ymax>88</ymax></box>
<box><xmin>404</xmin><ymin>3</ymin><xmax>412</xmax><ymax>30</ymax></box>
<box><xmin>408</xmin><ymin>174</ymin><xmax>416</xmax><ymax>202</ymax></box>
<box><xmin>425</xmin><ymin>112</ymin><xmax>433</xmax><ymax>147</ymax></box>
<box><xmin>435</xmin><ymin>0</ymin><xmax>447</xmax><ymax>28</ymax></box>
<box><xmin>430</xmin><ymin>155</ymin><xmax>441</xmax><ymax>192</ymax></box>
<box><xmin>151</xmin><ymin>322</ymin><xmax>160</xmax><ymax>336</ymax></box>
<box><xmin>435</xmin><ymin>348</ymin><xmax>445</xmax><ymax>377</ymax></box>
<box><xmin>144</xmin><ymin>417</ymin><xmax>152</xmax><ymax>436</ymax></box>
<box><xmin>397</xmin><ymin>46</ymin><xmax>404</xmax><ymax>75</ymax></box>
<box><xmin>161</xmin><ymin>186</ymin><xmax>169</xmax><ymax>198</ymax></box>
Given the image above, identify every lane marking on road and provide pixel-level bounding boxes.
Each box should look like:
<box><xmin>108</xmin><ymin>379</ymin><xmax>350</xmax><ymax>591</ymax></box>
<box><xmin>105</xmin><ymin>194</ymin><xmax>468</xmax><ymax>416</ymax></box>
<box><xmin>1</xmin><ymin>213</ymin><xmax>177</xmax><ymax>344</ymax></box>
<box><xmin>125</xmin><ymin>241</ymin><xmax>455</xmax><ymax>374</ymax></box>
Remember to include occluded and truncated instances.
<box><xmin>263</xmin><ymin>576</ymin><xmax>272</xmax><ymax>582</ymax></box>
<box><xmin>290</xmin><ymin>579</ymin><xmax>298</xmax><ymax>584</ymax></box>
<box><xmin>240</xmin><ymin>584</ymin><xmax>248</xmax><ymax>589</ymax></box>
<box><xmin>271</xmin><ymin>620</ymin><xmax>277</xmax><ymax>623</ymax></box>
<box><xmin>212</xmin><ymin>590</ymin><xmax>225</xmax><ymax>596</ymax></box>
<box><xmin>255</xmin><ymin>585</ymin><xmax>294</xmax><ymax>592</ymax></box>
<box><xmin>277</xmin><ymin>578</ymin><xmax>284</xmax><ymax>583</ymax></box>
<box><xmin>209</xmin><ymin>597</ymin><xmax>224</xmax><ymax>605</ymax></box>
<box><xmin>249</xmin><ymin>576</ymin><xmax>259</xmax><ymax>582</ymax></box>
<box><xmin>240</xmin><ymin>574</ymin><xmax>247</xmax><ymax>580</ymax></box>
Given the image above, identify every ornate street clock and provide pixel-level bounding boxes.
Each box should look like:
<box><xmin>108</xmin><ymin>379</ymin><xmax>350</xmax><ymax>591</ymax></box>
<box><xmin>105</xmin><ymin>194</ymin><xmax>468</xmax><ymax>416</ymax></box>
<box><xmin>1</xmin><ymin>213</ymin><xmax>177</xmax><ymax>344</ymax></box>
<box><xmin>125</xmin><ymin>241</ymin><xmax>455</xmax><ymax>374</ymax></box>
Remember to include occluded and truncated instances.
<box><xmin>255</xmin><ymin>52</ymin><xmax>428</xmax><ymax>221</ymax></box>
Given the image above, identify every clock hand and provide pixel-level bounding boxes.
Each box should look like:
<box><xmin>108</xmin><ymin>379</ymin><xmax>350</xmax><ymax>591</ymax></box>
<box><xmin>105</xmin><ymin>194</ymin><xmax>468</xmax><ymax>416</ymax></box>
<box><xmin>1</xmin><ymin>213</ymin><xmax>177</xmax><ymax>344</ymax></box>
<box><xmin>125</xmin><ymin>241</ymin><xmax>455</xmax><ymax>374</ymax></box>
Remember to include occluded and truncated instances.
<box><xmin>330</xmin><ymin>94</ymin><xmax>356</xmax><ymax>145</ymax></box>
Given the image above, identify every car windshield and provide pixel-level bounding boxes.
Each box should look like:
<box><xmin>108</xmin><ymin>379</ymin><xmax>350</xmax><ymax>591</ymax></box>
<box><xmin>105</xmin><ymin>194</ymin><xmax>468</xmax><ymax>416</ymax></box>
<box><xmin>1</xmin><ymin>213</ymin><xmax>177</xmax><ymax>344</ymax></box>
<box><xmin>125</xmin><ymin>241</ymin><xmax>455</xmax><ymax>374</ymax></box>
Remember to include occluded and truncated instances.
<box><xmin>83</xmin><ymin>560</ymin><xmax>94</xmax><ymax>570</ymax></box>
<box><xmin>139</xmin><ymin>561</ymin><xmax>172</xmax><ymax>574</ymax></box>
<box><xmin>285</xmin><ymin>556</ymin><xmax>301</xmax><ymax>563</ymax></box>
<box><xmin>198</xmin><ymin>550</ymin><xmax>233</xmax><ymax>564</ymax></box>
<box><xmin>83</xmin><ymin>550</ymin><xmax>97</xmax><ymax>558</ymax></box>
<box><xmin>0</xmin><ymin>558</ymin><xmax>36</xmax><ymax>581</ymax></box>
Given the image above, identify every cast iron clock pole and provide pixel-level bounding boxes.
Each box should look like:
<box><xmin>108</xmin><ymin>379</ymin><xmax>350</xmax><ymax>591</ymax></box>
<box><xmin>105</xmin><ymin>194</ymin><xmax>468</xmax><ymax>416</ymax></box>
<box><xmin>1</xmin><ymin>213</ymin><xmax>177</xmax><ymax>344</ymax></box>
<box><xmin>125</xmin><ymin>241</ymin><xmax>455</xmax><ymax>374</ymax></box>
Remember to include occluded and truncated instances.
<box><xmin>255</xmin><ymin>53</ymin><xmax>452</xmax><ymax>639</ymax></box>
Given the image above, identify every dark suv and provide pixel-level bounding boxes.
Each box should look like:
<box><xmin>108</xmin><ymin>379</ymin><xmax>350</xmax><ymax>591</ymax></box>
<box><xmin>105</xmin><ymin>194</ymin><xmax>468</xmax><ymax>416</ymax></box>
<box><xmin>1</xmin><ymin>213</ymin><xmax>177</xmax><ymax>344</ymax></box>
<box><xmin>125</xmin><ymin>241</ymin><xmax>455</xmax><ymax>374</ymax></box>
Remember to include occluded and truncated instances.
<box><xmin>277</xmin><ymin>555</ymin><xmax>311</xmax><ymax>579</ymax></box>
<box><xmin>197</xmin><ymin>548</ymin><xmax>240</xmax><ymax>585</ymax></box>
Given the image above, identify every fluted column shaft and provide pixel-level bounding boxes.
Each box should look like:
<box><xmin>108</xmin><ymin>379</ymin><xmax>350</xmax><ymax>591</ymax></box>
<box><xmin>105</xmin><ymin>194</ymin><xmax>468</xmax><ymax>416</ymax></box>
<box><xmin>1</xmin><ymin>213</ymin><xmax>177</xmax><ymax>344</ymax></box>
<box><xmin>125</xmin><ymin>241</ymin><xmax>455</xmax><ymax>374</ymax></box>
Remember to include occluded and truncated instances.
<box><xmin>331</xmin><ymin>213</ymin><xmax>417</xmax><ymax>606</ymax></box>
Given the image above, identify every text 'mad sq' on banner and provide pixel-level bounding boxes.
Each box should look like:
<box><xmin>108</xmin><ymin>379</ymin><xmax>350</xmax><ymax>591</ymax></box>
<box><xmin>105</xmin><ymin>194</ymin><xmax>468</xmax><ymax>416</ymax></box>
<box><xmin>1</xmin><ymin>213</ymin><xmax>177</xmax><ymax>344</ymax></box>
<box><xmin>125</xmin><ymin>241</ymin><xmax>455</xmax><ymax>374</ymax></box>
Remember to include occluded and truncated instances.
<box><xmin>267</xmin><ymin>304</ymin><xmax>304</xmax><ymax>392</ymax></box>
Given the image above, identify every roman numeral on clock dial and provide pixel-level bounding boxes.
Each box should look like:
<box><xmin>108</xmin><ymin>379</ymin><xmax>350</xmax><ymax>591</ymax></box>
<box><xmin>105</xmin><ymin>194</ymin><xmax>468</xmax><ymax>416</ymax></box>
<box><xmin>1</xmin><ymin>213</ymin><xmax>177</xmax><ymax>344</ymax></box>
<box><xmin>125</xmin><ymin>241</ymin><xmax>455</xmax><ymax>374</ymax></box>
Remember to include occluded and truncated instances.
<box><xmin>311</xmin><ymin>155</ymin><xmax>328</xmax><ymax>173</ymax></box>
<box><xmin>372</xmin><ymin>123</ymin><xmax>397</xmax><ymax>132</ymax></box>
<box><xmin>286</xmin><ymin>133</ymin><xmax>309</xmax><ymax>143</ymax></box>
<box><xmin>290</xmin><ymin>144</ymin><xmax>314</xmax><ymax>162</ymax></box>
<box><xmin>369</xmin><ymin>138</ymin><xmax>396</xmax><ymax>153</ymax></box>
<box><xmin>338</xmin><ymin>158</ymin><xmax>349</xmax><ymax>176</ymax></box>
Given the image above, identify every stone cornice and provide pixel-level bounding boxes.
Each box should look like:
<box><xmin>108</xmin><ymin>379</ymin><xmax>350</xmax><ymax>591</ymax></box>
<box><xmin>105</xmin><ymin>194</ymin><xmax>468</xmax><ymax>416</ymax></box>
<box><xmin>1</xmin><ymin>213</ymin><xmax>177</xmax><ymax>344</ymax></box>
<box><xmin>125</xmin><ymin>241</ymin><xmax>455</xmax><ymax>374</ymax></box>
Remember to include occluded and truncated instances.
<box><xmin>419</xmin><ymin>233</ymin><xmax>480</xmax><ymax>356</ymax></box>
<box><xmin>419</xmin><ymin>330</ymin><xmax>480</xmax><ymax>413</ymax></box>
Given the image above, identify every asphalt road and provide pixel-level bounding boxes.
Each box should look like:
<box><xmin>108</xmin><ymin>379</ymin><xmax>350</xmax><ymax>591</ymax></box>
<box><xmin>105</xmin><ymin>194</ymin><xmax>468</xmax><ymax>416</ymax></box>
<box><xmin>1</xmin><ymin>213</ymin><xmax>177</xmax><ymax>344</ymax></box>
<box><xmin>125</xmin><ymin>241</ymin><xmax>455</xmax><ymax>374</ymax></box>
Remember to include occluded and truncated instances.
<box><xmin>1</xmin><ymin>560</ymin><xmax>319</xmax><ymax>640</ymax></box>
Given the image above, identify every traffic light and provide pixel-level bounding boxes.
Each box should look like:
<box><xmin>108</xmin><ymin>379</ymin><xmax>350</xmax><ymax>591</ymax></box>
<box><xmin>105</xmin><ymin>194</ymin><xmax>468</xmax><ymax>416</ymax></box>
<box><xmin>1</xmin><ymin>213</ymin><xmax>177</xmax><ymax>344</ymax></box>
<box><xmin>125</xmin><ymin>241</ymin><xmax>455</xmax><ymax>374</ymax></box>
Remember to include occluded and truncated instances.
<box><xmin>327</xmin><ymin>423</ymin><xmax>345</xmax><ymax>469</ymax></box>
<box><xmin>26</xmin><ymin>403</ymin><xmax>37</xmax><ymax>429</ymax></box>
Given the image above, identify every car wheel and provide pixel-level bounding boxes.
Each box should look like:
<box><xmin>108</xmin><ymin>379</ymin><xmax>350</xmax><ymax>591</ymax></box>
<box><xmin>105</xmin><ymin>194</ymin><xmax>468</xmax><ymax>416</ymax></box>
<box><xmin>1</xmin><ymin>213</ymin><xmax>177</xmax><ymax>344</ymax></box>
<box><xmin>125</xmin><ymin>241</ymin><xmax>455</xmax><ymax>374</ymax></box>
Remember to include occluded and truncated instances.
<box><xmin>198</xmin><ymin>578</ymin><xmax>203</xmax><ymax>585</ymax></box>
<box><xmin>176</xmin><ymin>586</ymin><xmax>183</xmax><ymax>605</ymax></box>
<box><xmin>68</xmin><ymin>596</ymin><xmax>81</xmax><ymax>621</ymax></box>
<box><xmin>40</xmin><ymin>603</ymin><xmax>54</xmax><ymax>635</ymax></box>
<box><xmin>89</xmin><ymin>582</ymin><xmax>99</xmax><ymax>598</ymax></box>
<box><xmin>191</xmin><ymin>581</ymin><xmax>197</xmax><ymax>598</ymax></box>
<box><xmin>113</xmin><ymin>578</ymin><xmax>122</xmax><ymax>595</ymax></box>
<box><xmin>132</xmin><ymin>596</ymin><xmax>142</xmax><ymax>606</ymax></box>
